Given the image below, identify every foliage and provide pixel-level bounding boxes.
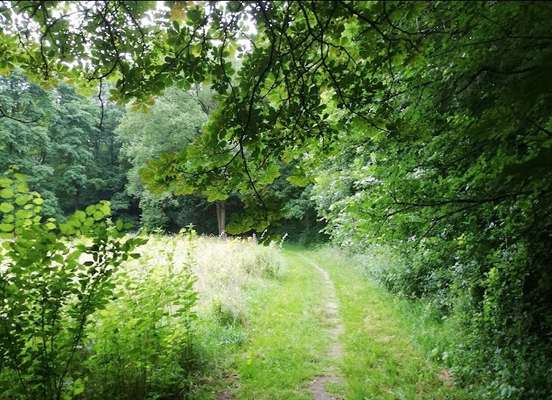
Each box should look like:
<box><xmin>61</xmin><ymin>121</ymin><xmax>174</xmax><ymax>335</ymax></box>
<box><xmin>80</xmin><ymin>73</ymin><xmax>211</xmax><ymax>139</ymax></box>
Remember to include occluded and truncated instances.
<box><xmin>116</xmin><ymin>87</ymin><xmax>217</xmax><ymax>232</ymax></box>
<box><xmin>0</xmin><ymin>170</ymin><xmax>144</xmax><ymax>400</ymax></box>
<box><xmin>81</xmin><ymin>233</ymin><xmax>283</xmax><ymax>399</ymax></box>
<box><xmin>261</xmin><ymin>172</ymin><xmax>326</xmax><ymax>244</ymax></box>
<box><xmin>84</xmin><ymin>231</ymin><xmax>198</xmax><ymax>400</ymax></box>
<box><xmin>1</xmin><ymin>179</ymin><xmax>284</xmax><ymax>399</ymax></box>
<box><xmin>0</xmin><ymin>74</ymin><xmax>126</xmax><ymax>218</ymax></box>
<box><xmin>1</xmin><ymin>1</ymin><xmax>339</xmax><ymax>229</ymax></box>
<box><xmin>2</xmin><ymin>1</ymin><xmax>552</xmax><ymax>397</ymax></box>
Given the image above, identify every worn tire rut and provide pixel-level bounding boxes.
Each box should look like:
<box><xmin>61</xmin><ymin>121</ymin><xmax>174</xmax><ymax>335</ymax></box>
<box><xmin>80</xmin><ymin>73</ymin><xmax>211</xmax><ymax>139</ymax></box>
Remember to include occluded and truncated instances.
<box><xmin>300</xmin><ymin>255</ymin><xmax>344</xmax><ymax>400</ymax></box>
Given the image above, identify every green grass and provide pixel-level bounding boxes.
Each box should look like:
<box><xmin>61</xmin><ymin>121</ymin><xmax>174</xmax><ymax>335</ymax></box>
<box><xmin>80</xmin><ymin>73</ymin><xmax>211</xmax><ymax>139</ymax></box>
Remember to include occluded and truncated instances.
<box><xmin>229</xmin><ymin>250</ymin><xmax>332</xmax><ymax>399</ymax></box>
<box><xmin>305</xmin><ymin>248</ymin><xmax>469</xmax><ymax>400</ymax></box>
<box><xmin>186</xmin><ymin>317</ymin><xmax>247</xmax><ymax>399</ymax></box>
<box><xmin>189</xmin><ymin>245</ymin><xmax>469</xmax><ymax>399</ymax></box>
<box><xmin>167</xmin><ymin>243</ymin><xmax>332</xmax><ymax>400</ymax></box>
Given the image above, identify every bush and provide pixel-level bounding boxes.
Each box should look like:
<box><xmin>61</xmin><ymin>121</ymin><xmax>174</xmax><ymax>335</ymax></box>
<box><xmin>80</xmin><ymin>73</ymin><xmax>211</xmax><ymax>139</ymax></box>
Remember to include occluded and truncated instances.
<box><xmin>353</xmin><ymin>238</ymin><xmax>552</xmax><ymax>399</ymax></box>
<box><xmin>84</xmin><ymin>230</ymin><xmax>198</xmax><ymax>400</ymax></box>
<box><xmin>1</xmin><ymin>181</ymin><xmax>286</xmax><ymax>400</ymax></box>
<box><xmin>0</xmin><ymin>170</ymin><xmax>144</xmax><ymax>400</ymax></box>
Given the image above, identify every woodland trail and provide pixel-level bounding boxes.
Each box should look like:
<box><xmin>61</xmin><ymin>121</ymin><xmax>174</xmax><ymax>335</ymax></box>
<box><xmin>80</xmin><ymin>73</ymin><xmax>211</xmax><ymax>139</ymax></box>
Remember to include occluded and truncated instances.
<box><xmin>216</xmin><ymin>248</ymin><xmax>467</xmax><ymax>400</ymax></box>
<box><xmin>221</xmin><ymin>249</ymin><xmax>336</xmax><ymax>399</ymax></box>
<box><xmin>299</xmin><ymin>255</ymin><xmax>345</xmax><ymax>400</ymax></box>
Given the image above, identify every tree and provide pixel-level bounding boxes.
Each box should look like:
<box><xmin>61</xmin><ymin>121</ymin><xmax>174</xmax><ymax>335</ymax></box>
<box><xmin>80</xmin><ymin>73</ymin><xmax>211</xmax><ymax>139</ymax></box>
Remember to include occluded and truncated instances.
<box><xmin>116</xmin><ymin>86</ymin><xmax>224</xmax><ymax>233</ymax></box>
<box><xmin>0</xmin><ymin>74</ymin><xmax>126</xmax><ymax>218</ymax></box>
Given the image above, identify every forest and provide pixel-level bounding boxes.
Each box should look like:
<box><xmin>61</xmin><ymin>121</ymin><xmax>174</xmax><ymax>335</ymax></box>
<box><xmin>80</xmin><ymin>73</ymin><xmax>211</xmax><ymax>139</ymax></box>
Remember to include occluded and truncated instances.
<box><xmin>0</xmin><ymin>1</ymin><xmax>551</xmax><ymax>399</ymax></box>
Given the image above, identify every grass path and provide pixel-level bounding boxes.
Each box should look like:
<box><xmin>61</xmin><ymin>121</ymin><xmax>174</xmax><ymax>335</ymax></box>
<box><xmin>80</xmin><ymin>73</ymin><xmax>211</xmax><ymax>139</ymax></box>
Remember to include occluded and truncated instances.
<box><xmin>298</xmin><ymin>254</ymin><xmax>345</xmax><ymax>400</ymax></box>
<box><xmin>219</xmin><ymin>248</ymin><xmax>468</xmax><ymax>399</ymax></box>
<box><xmin>305</xmin><ymin>249</ymin><xmax>469</xmax><ymax>400</ymax></box>
<box><xmin>228</xmin><ymin>250</ymin><xmax>332</xmax><ymax>399</ymax></box>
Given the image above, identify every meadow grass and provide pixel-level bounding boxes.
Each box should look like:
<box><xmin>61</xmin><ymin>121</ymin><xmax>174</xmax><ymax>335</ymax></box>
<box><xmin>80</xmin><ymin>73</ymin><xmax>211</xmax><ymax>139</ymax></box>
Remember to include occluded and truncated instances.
<box><xmin>183</xmin><ymin>241</ymin><xmax>470</xmax><ymax>399</ymax></box>
<box><xmin>82</xmin><ymin>237</ymin><xmax>472</xmax><ymax>399</ymax></box>
<box><xmin>83</xmin><ymin>234</ymin><xmax>286</xmax><ymax>400</ymax></box>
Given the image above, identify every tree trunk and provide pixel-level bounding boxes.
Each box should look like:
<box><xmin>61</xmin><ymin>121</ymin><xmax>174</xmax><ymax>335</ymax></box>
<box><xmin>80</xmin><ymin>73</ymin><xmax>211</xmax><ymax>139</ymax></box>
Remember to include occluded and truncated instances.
<box><xmin>216</xmin><ymin>201</ymin><xmax>226</xmax><ymax>238</ymax></box>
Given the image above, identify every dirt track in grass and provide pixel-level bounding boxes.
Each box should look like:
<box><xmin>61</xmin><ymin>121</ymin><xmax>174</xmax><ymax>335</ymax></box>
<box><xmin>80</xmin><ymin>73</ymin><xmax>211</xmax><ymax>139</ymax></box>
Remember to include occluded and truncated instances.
<box><xmin>300</xmin><ymin>255</ymin><xmax>344</xmax><ymax>400</ymax></box>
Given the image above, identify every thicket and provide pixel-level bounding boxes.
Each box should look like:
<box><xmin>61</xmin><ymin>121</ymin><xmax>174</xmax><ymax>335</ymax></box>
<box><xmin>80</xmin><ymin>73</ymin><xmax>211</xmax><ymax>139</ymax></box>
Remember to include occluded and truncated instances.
<box><xmin>84</xmin><ymin>232</ymin><xmax>198</xmax><ymax>400</ymax></box>
<box><xmin>0</xmin><ymin>74</ymin><xmax>317</xmax><ymax>238</ymax></box>
<box><xmin>0</xmin><ymin>76</ymin><xmax>223</xmax><ymax>233</ymax></box>
<box><xmin>115</xmin><ymin>86</ymin><xmax>218</xmax><ymax>233</ymax></box>
<box><xmin>0</xmin><ymin>170</ymin><xmax>145</xmax><ymax>399</ymax></box>
<box><xmin>307</xmin><ymin>3</ymin><xmax>552</xmax><ymax>396</ymax></box>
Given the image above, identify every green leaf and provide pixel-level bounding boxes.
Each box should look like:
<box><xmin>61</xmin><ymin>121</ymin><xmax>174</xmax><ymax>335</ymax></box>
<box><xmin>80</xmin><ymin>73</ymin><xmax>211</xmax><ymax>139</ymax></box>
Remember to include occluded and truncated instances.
<box><xmin>13</xmin><ymin>173</ymin><xmax>26</xmax><ymax>182</ymax></box>
<box><xmin>15</xmin><ymin>209</ymin><xmax>33</xmax><ymax>220</ymax></box>
<box><xmin>59</xmin><ymin>223</ymin><xmax>75</xmax><ymax>235</ymax></box>
<box><xmin>74</xmin><ymin>210</ymin><xmax>87</xmax><ymax>221</ymax></box>
<box><xmin>0</xmin><ymin>177</ymin><xmax>12</xmax><ymax>188</ymax></box>
<box><xmin>203</xmin><ymin>186</ymin><xmax>228</xmax><ymax>202</ymax></box>
<box><xmin>0</xmin><ymin>188</ymin><xmax>14</xmax><ymax>199</ymax></box>
<box><xmin>0</xmin><ymin>202</ymin><xmax>14</xmax><ymax>213</ymax></box>
<box><xmin>99</xmin><ymin>201</ymin><xmax>111</xmax><ymax>216</ymax></box>
<box><xmin>287</xmin><ymin>174</ymin><xmax>311</xmax><ymax>187</ymax></box>
<box><xmin>15</xmin><ymin>183</ymin><xmax>28</xmax><ymax>193</ymax></box>
<box><xmin>257</xmin><ymin>163</ymin><xmax>281</xmax><ymax>185</ymax></box>
<box><xmin>72</xmin><ymin>378</ymin><xmax>85</xmax><ymax>395</ymax></box>
<box><xmin>0</xmin><ymin>223</ymin><xmax>14</xmax><ymax>232</ymax></box>
<box><xmin>15</xmin><ymin>194</ymin><xmax>32</xmax><ymax>206</ymax></box>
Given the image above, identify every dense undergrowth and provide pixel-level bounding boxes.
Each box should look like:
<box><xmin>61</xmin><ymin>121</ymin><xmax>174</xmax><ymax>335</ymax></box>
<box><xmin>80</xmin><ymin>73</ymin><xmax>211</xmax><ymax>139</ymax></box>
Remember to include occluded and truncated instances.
<box><xmin>81</xmin><ymin>233</ymin><xmax>284</xmax><ymax>400</ymax></box>
<box><xmin>0</xmin><ymin>173</ymin><xmax>283</xmax><ymax>400</ymax></box>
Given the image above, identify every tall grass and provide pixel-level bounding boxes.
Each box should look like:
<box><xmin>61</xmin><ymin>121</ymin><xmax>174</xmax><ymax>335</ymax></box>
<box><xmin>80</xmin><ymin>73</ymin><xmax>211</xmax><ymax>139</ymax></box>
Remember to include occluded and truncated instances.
<box><xmin>191</xmin><ymin>237</ymin><xmax>283</xmax><ymax>322</ymax></box>
<box><xmin>134</xmin><ymin>234</ymin><xmax>284</xmax><ymax>319</ymax></box>
<box><xmin>307</xmin><ymin>247</ymin><xmax>470</xmax><ymax>399</ymax></box>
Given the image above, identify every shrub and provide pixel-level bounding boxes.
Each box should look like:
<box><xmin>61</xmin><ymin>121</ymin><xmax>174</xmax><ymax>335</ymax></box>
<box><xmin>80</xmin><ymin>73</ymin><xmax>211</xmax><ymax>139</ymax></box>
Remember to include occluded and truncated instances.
<box><xmin>0</xmin><ymin>170</ymin><xmax>144</xmax><ymax>400</ymax></box>
<box><xmin>352</xmin><ymin>236</ymin><xmax>552</xmax><ymax>399</ymax></box>
<box><xmin>84</xmin><ymin>230</ymin><xmax>198</xmax><ymax>400</ymax></box>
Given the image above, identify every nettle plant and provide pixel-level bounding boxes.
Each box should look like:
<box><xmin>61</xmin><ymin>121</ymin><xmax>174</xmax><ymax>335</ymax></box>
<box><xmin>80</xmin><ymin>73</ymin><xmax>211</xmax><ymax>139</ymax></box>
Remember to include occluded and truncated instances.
<box><xmin>0</xmin><ymin>170</ymin><xmax>145</xmax><ymax>400</ymax></box>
